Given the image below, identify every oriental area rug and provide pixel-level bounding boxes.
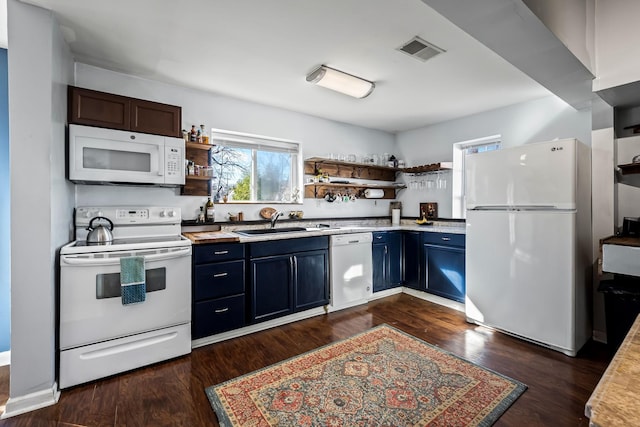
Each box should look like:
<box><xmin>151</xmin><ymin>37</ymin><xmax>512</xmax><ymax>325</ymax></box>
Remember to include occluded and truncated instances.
<box><xmin>205</xmin><ymin>324</ymin><xmax>526</xmax><ymax>426</ymax></box>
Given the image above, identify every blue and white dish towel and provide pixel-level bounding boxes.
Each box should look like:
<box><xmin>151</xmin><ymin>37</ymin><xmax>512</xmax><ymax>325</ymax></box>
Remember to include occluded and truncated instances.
<box><xmin>120</xmin><ymin>256</ymin><xmax>146</xmax><ymax>305</ymax></box>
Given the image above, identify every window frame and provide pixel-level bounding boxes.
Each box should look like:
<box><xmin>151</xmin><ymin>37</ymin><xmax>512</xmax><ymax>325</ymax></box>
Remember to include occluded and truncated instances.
<box><xmin>209</xmin><ymin>128</ymin><xmax>303</xmax><ymax>204</ymax></box>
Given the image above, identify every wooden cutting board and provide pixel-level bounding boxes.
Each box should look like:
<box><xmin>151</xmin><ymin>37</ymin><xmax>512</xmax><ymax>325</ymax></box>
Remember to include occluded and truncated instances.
<box><xmin>260</xmin><ymin>207</ymin><xmax>277</xmax><ymax>219</ymax></box>
<box><xmin>183</xmin><ymin>231</ymin><xmax>240</xmax><ymax>244</ymax></box>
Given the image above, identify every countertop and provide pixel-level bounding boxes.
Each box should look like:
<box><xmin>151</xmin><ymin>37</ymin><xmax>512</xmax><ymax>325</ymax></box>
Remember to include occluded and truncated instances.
<box><xmin>586</xmin><ymin>314</ymin><xmax>640</xmax><ymax>426</ymax></box>
<box><xmin>183</xmin><ymin>222</ymin><xmax>465</xmax><ymax>245</ymax></box>
<box><xmin>601</xmin><ymin>235</ymin><xmax>640</xmax><ymax>247</ymax></box>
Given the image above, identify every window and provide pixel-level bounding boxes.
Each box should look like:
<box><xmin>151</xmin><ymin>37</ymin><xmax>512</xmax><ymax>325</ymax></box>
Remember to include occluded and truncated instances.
<box><xmin>209</xmin><ymin>129</ymin><xmax>303</xmax><ymax>204</ymax></box>
<box><xmin>452</xmin><ymin>135</ymin><xmax>501</xmax><ymax>218</ymax></box>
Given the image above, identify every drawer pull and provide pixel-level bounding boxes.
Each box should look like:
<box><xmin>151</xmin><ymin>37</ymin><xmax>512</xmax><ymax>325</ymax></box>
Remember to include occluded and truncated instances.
<box><xmin>213</xmin><ymin>272</ymin><xmax>228</xmax><ymax>278</ymax></box>
<box><xmin>214</xmin><ymin>250</ymin><xmax>229</xmax><ymax>255</ymax></box>
<box><xmin>376</xmin><ymin>235</ymin><xmax>383</xmax><ymax>239</ymax></box>
<box><xmin>441</xmin><ymin>237</ymin><xmax>450</xmax><ymax>241</ymax></box>
<box><xmin>214</xmin><ymin>307</ymin><xmax>229</xmax><ymax>313</ymax></box>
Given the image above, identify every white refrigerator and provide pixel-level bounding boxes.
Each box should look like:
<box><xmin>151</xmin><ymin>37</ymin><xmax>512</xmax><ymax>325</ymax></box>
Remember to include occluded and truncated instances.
<box><xmin>465</xmin><ymin>138</ymin><xmax>591</xmax><ymax>356</ymax></box>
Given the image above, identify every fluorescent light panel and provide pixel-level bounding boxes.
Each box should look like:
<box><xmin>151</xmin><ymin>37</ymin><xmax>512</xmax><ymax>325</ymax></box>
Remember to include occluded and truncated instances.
<box><xmin>306</xmin><ymin>65</ymin><xmax>374</xmax><ymax>99</ymax></box>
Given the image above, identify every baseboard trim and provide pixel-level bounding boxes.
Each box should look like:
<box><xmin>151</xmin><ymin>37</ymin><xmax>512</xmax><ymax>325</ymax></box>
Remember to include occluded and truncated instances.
<box><xmin>0</xmin><ymin>351</ymin><xmax>9</xmax><ymax>367</ymax></box>
<box><xmin>592</xmin><ymin>329</ymin><xmax>607</xmax><ymax>344</ymax></box>
<box><xmin>1</xmin><ymin>382</ymin><xmax>60</xmax><ymax>419</ymax></box>
<box><xmin>368</xmin><ymin>287</ymin><xmax>403</xmax><ymax>301</ymax></box>
<box><xmin>402</xmin><ymin>288</ymin><xmax>465</xmax><ymax>313</ymax></box>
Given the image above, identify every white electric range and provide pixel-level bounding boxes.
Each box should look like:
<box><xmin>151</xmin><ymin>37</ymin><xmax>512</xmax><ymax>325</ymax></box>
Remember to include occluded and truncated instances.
<box><xmin>59</xmin><ymin>206</ymin><xmax>192</xmax><ymax>389</ymax></box>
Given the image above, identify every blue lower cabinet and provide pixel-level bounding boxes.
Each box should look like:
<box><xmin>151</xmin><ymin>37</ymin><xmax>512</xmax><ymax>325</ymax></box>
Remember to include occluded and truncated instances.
<box><xmin>193</xmin><ymin>295</ymin><xmax>245</xmax><ymax>337</ymax></box>
<box><xmin>372</xmin><ymin>231</ymin><xmax>402</xmax><ymax>292</ymax></box>
<box><xmin>250</xmin><ymin>254</ymin><xmax>294</xmax><ymax>322</ymax></box>
<box><xmin>249</xmin><ymin>236</ymin><xmax>329</xmax><ymax>324</ymax></box>
<box><xmin>192</xmin><ymin>243</ymin><xmax>246</xmax><ymax>339</ymax></box>
<box><xmin>372</xmin><ymin>243</ymin><xmax>387</xmax><ymax>292</ymax></box>
<box><xmin>194</xmin><ymin>260</ymin><xmax>244</xmax><ymax>300</ymax></box>
<box><xmin>294</xmin><ymin>250</ymin><xmax>329</xmax><ymax>311</ymax></box>
<box><xmin>422</xmin><ymin>232</ymin><xmax>466</xmax><ymax>303</ymax></box>
<box><xmin>403</xmin><ymin>231</ymin><xmax>423</xmax><ymax>290</ymax></box>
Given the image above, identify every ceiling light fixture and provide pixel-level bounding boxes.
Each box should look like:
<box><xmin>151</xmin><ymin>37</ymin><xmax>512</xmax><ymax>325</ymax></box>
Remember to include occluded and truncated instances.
<box><xmin>306</xmin><ymin>65</ymin><xmax>375</xmax><ymax>99</ymax></box>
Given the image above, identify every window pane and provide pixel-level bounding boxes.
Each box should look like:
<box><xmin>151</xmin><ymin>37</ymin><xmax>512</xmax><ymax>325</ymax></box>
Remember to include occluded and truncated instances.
<box><xmin>209</xmin><ymin>129</ymin><xmax>302</xmax><ymax>204</ymax></box>
<box><xmin>211</xmin><ymin>146</ymin><xmax>251</xmax><ymax>202</ymax></box>
<box><xmin>465</xmin><ymin>142</ymin><xmax>500</xmax><ymax>155</ymax></box>
<box><xmin>256</xmin><ymin>150</ymin><xmax>292</xmax><ymax>201</ymax></box>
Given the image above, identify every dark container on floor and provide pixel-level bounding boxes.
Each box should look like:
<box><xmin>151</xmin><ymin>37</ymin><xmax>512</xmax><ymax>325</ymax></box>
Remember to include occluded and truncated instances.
<box><xmin>598</xmin><ymin>277</ymin><xmax>640</xmax><ymax>352</ymax></box>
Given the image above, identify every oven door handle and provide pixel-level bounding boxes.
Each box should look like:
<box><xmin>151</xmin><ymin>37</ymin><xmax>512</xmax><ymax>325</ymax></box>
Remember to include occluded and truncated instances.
<box><xmin>61</xmin><ymin>247</ymin><xmax>192</xmax><ymax>266</ymax></box>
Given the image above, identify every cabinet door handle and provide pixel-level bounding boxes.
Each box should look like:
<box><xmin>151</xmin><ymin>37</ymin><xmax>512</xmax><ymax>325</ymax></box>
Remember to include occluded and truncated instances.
<box><xmin>214</xmin><ymin>307</ymin><xmax>229</xmax><ymax>313</ymax></box>
<box><xmin>441</xmin><ymin>237</ymin><xmax>450</xmax><ymax>241</ymax></box>
<box><xmin>214</xmin><ymin>250</ymin><xmax>229</xmax><ymax>255</ymax></box>
<box><xmin>213</xmin><ymin>272</ymin><xmax>228</xmax><ymax>278</ymax></box>
<box><xmin>376</xmin><ymin>235</ymin><xmax>383</xmax><ymax>239</ymax></box>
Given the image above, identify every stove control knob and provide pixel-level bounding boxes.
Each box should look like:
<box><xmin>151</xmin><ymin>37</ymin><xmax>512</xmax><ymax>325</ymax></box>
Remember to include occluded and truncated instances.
<box><xmin>82</xmin><ymin>211</ymin><xmax>91</xmax><ymax>219</ymax></box>
<box><xmin>167</xmin><ymin>210</ymin><xmax>176</xmax><ymax>218</ymax></box>
<box><xmin>159</xmin><ymin>210</ymin><xmax>166</xmax><ymax>217</ymax></box>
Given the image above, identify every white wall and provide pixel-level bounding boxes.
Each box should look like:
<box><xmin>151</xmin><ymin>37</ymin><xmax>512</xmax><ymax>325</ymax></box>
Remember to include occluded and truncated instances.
<box><xmin>74</xmin><ymin>64</ymin><xmax>397</xmax><ymax>222</ymax></box>
<box><xmin>593</xmin><ymin>0</ymin><xmax>640</xmax><ymax>91</ymax></box>
<box><xmin>395</xmin><ymin>95</ymin><xmax>592</xmax><ymax>218</ymax></box>
<box><xmin>5</xmin><ymin>0</ymin><xmax>74</xmax><ymax>416</ymax></box>
<box><xmin>592</xmin><ymin>127</ymin><xmax>614</xmax><ymax>341</ymax></box>
<box><xmin>0</xmin><ymin>0</ymin><xmax>6</xmax><ymax>49</ymax></box>
<box><xmin>523</xmin><ymin>0</ymin><xmax>595</xmax><ymax>74</ymax></box>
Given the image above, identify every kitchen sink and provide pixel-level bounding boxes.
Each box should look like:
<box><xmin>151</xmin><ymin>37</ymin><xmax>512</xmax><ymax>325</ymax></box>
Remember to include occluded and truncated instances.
<box><xmin>234</xmin><ymin>227</ymin><xmax>308</xmax><ymax>236</ymax></box>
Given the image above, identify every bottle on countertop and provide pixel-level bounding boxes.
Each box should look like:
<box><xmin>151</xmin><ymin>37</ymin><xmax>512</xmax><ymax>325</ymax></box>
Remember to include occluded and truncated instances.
<box><xmin>198</xmin><ymin>206</ymin><xmax>205</xmax><ymax>223</ymax></box>
<box><xmin>205</xmin><ymin>197</ymin><xmax>215</xmax><ymax>223</ymax></box>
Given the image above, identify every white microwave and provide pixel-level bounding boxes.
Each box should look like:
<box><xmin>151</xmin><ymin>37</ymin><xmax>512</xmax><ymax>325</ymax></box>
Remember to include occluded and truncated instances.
<box><xmin>68</xmin><ymin>124</ymin><xmax>185</xmax><ymax>186</ymax></box>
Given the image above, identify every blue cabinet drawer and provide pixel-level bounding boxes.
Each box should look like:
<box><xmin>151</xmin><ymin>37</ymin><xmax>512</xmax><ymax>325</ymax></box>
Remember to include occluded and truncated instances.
<box><xmin>249</xmin><ymin>236</ymin><xmax>328</xmax><ymax>258</ymax></box>
<box><xmin>372</xmin><ymin>231</ymin><xmax>388</xmax><ymax>243</ymax></box>
<box><xmin>194</xmin><ymin>243</ymin><xmax>245</xmax><ymax>264</ymax></box>
<box><xmin>194</xmin><ymin>260</ymin><xmax>245</xmax><ymax>300</ymax></box>
<box><xmin>422</xmin><ymin>232</ymin><xmax>465</xmax><ymax>247</ymax></box>
<box><xmin>193</xmin><ymin>294</ymin><xmax>245</xmax><ymax>338</ymax></box>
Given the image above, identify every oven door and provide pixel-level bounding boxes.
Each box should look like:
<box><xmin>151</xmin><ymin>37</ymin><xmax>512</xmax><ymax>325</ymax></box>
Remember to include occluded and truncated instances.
<box><xmin>69</xmin><ymin>124</ymin><xmax>166</xmax><ymax>185</ymax></box>
<box><xmin>59</xmin><ymin>245</ymin><xmax>191</xmax><ymax>349</ymax></box>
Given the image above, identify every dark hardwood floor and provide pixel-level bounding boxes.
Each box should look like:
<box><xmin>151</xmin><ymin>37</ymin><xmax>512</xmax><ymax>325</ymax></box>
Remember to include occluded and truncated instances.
<box><xmin>0</xmin><ymin>293</ymin><xmax>611</xmax><ymax>426</ymax></box>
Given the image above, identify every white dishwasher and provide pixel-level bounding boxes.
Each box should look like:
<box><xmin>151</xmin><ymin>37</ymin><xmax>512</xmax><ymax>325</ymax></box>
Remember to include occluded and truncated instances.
<box><xmin>329</xmin><ymin>232</ymin><xmax>373</xmax><ymax>312</ymax></box>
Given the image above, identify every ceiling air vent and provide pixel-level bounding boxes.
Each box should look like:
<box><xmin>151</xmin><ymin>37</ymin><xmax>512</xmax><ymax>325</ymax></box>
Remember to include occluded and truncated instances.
<box><xmin>397</xmin><ymin>36</ymin><xmax>445</xmax><ymax>62</ymax></box>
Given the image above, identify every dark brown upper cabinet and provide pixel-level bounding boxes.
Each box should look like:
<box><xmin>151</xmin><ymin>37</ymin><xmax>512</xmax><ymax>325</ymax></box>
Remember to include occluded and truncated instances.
<box><xmin>68</xmin><ymin>86</ymin><xmax>182</xmax><ymax>138</ymax></box>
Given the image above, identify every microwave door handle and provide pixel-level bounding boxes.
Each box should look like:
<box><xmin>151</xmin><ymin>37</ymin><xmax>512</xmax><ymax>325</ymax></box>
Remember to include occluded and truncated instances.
<box><xmin>61</xmin><ymin>247</ymin><xmax>191</xmax><ymax>266</ymax></box>
<box><xmin>158</xmin><ymin>145</ymin><xmax>165</xmax><ymax>176</ymax></box>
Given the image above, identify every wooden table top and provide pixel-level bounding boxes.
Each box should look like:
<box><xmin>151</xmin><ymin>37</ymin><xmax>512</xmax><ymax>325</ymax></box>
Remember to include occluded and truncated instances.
<box><xmin>183</xmin><ymin>231</ymin><xmax>240</xmax><ymax>244</ymax></box>
<box><xmin>586</xmin><ymin>314</ymin><xmax>640</xmax><ymax>426</ymax></box>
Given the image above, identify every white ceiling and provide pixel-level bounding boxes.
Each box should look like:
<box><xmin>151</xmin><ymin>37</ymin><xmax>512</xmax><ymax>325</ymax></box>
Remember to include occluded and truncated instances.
<box><xmin>20</xmin><ymin>0</ymin><xmax>552</xmax><ymax>133</ymax></box>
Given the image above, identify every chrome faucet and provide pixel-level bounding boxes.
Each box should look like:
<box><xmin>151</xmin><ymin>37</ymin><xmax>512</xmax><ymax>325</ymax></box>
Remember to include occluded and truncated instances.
<box><xmin>270</xmin><ymin>211</ymin><xmax>284</xmax><ymax>229</ymax></box>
